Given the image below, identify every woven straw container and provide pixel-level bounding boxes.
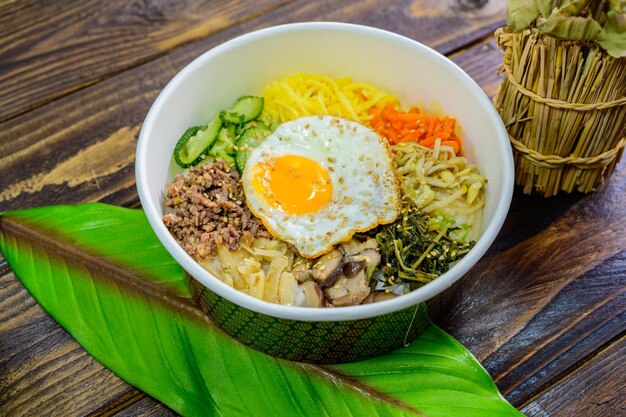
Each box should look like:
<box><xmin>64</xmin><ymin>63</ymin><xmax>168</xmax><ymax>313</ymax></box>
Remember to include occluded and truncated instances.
<box><xmin>494</xmin><ymin>28</ymin><xmax>625</xmax><ymax>197</ymax></box>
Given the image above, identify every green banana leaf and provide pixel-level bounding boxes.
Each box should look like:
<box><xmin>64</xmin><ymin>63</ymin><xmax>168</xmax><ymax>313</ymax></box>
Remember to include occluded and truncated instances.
<box><xmin>0</xmin><ymin>203</ymin><xmax>522</xmax><ymax>417</ymax></box>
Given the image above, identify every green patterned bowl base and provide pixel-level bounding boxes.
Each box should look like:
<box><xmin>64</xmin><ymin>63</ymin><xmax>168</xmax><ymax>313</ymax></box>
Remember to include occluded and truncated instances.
<box><xmin>187</xmin><ymin>276</ymin><xmax>432</xmax><ymax>364</ymax></box>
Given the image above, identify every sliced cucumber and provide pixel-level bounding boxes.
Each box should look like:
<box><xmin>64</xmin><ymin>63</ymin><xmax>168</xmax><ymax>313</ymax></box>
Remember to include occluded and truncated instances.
<box><xmin>209</xmin><ymin>130</ymin><xmax>237</xmax><ymax>158</ymax></box>
<box><xmin>174</xmin><ymin>116</ymin><xmax>222</xmax><ymax>168</ymax></box>
<box><xmin>220</xmin><ymin>96</ymin><xmax>264</xmax><ymax>125</ymax></box>
<box><xmin>235</xmin><ymin>119</ymin><xmax>271</xmax><ymax>136</ymax></box>
<box><xmin>234</xmin><ymin>126</ymin><xmax>271</xmax><ymax>173</ymax></box>
<box><xmin>212</xmin><ymin>152</ymin><xmax>235</xmax><ymax>166</ymax></box>
<box><xmin>196</xmin><ymin>155</ymin><xmax>216</xmax><ymax>167</ymax></box>
<box><xmin>217</xmin><ymin>124</ymin><xmax>238</xmax><ymax>150</ymax></box>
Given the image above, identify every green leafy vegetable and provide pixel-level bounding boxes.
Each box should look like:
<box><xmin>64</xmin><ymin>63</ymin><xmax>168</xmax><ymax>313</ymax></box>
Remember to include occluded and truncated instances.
<box><xmin>0</xmin><ymin>203</ymin><xmax>521</xmax><ymax>417</ymax></box>
<box><xmin>431</xmin><ymin>211</ymin><xmax>470</xmax><ymax>242</ymax></box>
<box><xmin>372</xmin><ymin>207</ymin><xmax>475</xmax><ymax>286</ymax></box>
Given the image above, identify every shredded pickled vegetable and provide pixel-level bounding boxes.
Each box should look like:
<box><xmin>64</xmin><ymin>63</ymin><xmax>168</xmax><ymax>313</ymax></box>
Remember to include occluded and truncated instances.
<box><xmin>260</xmin><ymin>73</ymin><xmax>397</xmax><ymax>126</ymax></box>
<box><xmin>199</xmin><ymin>238</ymin><xmax>299</xmax><ymax>305</ymax></box>
<box><xmin>392</xmin><ymin>140</ymin><xmax>486</xmax><ymax>241</ymax></box>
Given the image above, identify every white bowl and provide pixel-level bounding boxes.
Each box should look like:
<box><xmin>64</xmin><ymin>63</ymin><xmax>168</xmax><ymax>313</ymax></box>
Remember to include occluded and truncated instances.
<box><xmin>136</xmin><ymin>22</ymin><xmax>513</xmax><ymax>362</ymax></box>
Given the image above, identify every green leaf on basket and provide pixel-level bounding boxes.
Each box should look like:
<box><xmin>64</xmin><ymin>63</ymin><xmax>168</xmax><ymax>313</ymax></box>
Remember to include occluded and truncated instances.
<box><xmin>599</xmin><ymin>10</ymin><xmax>626</xmax><ymax>57</ymax></box>
<box><xmin>506</xmin><ymin>0</ymin><xmax>553</xmax><ymax>32</ymax></box>
<box><xmin>536</xmin><ymin>14</ymin><xmax>604</xmax><ymax>41</ymax></box>
<box><xmin>555</xmin><ymin>0</ymin><xmax>593</xmax><ymax>16</ymax></box>
<box><xmin>0</xmin><ymin>203</ymin><xmax>522</xmax><ymax>417</ymax></box>
<box><xmin>505</xmin><ymin>0</ymin><xmax>626</xmax><ymax>57</ymax></box>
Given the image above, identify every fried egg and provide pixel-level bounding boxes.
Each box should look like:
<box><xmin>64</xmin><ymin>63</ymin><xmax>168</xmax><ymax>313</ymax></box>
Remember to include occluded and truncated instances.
<box><xmin>242</xmin><ymin>115</ymin><xmax>401</xmax><ymax>258</ymax></box>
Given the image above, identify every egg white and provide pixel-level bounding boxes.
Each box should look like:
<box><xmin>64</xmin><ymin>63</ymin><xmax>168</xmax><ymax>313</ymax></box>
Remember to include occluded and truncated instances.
<box><xmin>242</xmin><ymin>115</ymin><xmax>401</xmax><ymax>258</ymax></box>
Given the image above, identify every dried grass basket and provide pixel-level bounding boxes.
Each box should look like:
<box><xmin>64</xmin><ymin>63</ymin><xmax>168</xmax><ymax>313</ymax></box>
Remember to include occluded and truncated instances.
<box><xmin>494</xmin><ymin>27</ymin><xmax>626</xmax><ymax>197</ymax></box>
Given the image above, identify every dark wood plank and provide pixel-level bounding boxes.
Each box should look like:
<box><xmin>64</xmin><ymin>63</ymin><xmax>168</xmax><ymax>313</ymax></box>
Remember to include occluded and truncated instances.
<box><xmin>86</xmin><ymin>390</ymin><xmax>150</xmax><ymax>417</ymax></box>
<box><xmin>521</xmin><ymin>335</ymin><xmax>626</xmax><ymax>417</ymax></box>
<box><xmin>108</xmin><ymin>397</ymin><xmax>178</xmax><ymax>417</ymax></box>
<box><xmin>0</xmin><ymin>0</ymin><xmax>291</xmax><ymax>123</ymax></box>
<box><xmin>0</xmin><ymin>0</ymin><xmax>505</xmax><ymax>124</ymax></box>
<box><xmin>436</xmin><ymin>38</ymin><xmax>626</xmax><ymax>409</ymax></box>
<box><xmin>491</xmin><ymin>249</ymin><xmax>625</xmax><ymax>405</ymax></box>
<box><xmin>448</xmin><ymin>37</ymin><xmax>504</xmax><ymax>98</ymax></box>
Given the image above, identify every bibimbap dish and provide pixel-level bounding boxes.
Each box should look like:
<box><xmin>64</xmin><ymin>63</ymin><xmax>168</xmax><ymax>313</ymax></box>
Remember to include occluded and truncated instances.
<box><xmin>136</xmin><ymin>22</ymin><xmax>513</xmax><ymax>362</ymax></box>
<box><xmin>162</xmin><ymin>74</ymin><xmax>486</xmax><ymax>308</ymax></box>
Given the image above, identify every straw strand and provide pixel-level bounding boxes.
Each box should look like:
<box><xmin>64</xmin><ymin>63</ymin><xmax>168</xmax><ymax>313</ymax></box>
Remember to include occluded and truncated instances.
<box><xmin>494</xmin><ymin>28</ymin><xmax>626</xmax><ymax>196</ymax></box>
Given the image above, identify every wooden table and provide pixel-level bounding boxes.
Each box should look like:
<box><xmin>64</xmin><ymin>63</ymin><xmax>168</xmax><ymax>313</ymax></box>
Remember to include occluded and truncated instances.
<box><xmin>1</xmin><ymin>1</ymin><xmax>624</xmax><ymax>415</ymax></box>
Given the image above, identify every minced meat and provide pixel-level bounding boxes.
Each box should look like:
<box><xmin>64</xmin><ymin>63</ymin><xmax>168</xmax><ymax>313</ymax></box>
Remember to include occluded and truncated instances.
<box><xmin>162</xmin><ymin>160</ymin><xmax>271</xmax><ymax>259</ymax></box>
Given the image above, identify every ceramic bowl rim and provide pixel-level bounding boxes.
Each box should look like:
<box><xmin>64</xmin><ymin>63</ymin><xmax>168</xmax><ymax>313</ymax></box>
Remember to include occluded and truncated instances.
<box><xmin>136</xmin><ymin>21</ymin><xmax>514</xmax><ymax>322</ymax></box>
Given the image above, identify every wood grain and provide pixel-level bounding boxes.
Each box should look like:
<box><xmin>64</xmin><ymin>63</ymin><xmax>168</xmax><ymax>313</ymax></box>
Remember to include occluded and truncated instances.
<box><xmin>86</xmin><ymin>390</ymin><xmax>147</xmax><ymax>417</ymax></box>
<box><xmin>0</xmin><ymin>0</ymin><xmax>505</xmax><ymax>123</ymax></box>
<box><xmin>448</xmin><ymin>37</ymin><xmax>504</xmax><ymax>98</ymax></box>
<box><xmin>521</xmin><ymin>335</ymin><xmax>626</xmax><ymax>416</ymax></box>
<box><xmin>109</xmin><ymin>397</ymin><xmax>178</xmax><ymax>417</ymax></box>
<box><xmin>492</xmin><ymin>249</ymin><xmax>625</xmax><ymax>405</ymax></box>
<box><xmin>5</xmin><ymin>32</ymin><xmax>624</xmax><ymax>414</ymax></box>
<box><xmin>0</xmin><ymin>0</ymin><xmax>291</xmax><ymax>123</ymax></box>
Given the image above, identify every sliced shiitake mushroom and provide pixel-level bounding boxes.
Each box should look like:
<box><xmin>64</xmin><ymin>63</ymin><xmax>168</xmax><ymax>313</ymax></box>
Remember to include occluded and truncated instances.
<box><xmin>343</xmin><ymin>259</ymin><xmax>366</xmax><ymax>277</ymax></box>
<box><xmin>299</xmin><ymin>280</ymin><xmax>324</xmax><ymax>307</ymax></box>
<box><xmin>310</xmin><ymin>248</ymin><xmax>343</xmax><ymax>288</ymax></box>
<box><xmin>291</xmin><ymin>259</ymin><xmax>311</xmax><ymax>283</ymax></box>
<box><xmin>344</xmin><ymin>248</ymin><xmax>381</xmax><ymax>278</ymax></box>
<box><xmin>325</xmin><ymin>270</ymin><xmax>371</xmax><ymax>307</ymax></box>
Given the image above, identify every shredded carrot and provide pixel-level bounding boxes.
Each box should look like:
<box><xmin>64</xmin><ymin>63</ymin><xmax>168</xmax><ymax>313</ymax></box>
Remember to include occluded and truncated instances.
<box><xmin>369</xmin><ymin>103</ymin><xmax>463</xmax><ymax>154</ymax></box>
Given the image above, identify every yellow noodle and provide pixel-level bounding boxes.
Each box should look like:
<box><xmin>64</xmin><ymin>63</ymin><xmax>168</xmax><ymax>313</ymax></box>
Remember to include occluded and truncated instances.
<box><xmin>260</xmin><ymin>73</ymin><xmax>397</xmax><ymax>126</ymax></box>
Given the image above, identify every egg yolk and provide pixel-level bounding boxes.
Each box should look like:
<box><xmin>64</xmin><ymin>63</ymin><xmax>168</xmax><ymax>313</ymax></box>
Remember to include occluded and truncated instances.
<box><xmin>252</xmin><ymin>155</ymin><xmax>332</xmax><ymax>214</ymax></box>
